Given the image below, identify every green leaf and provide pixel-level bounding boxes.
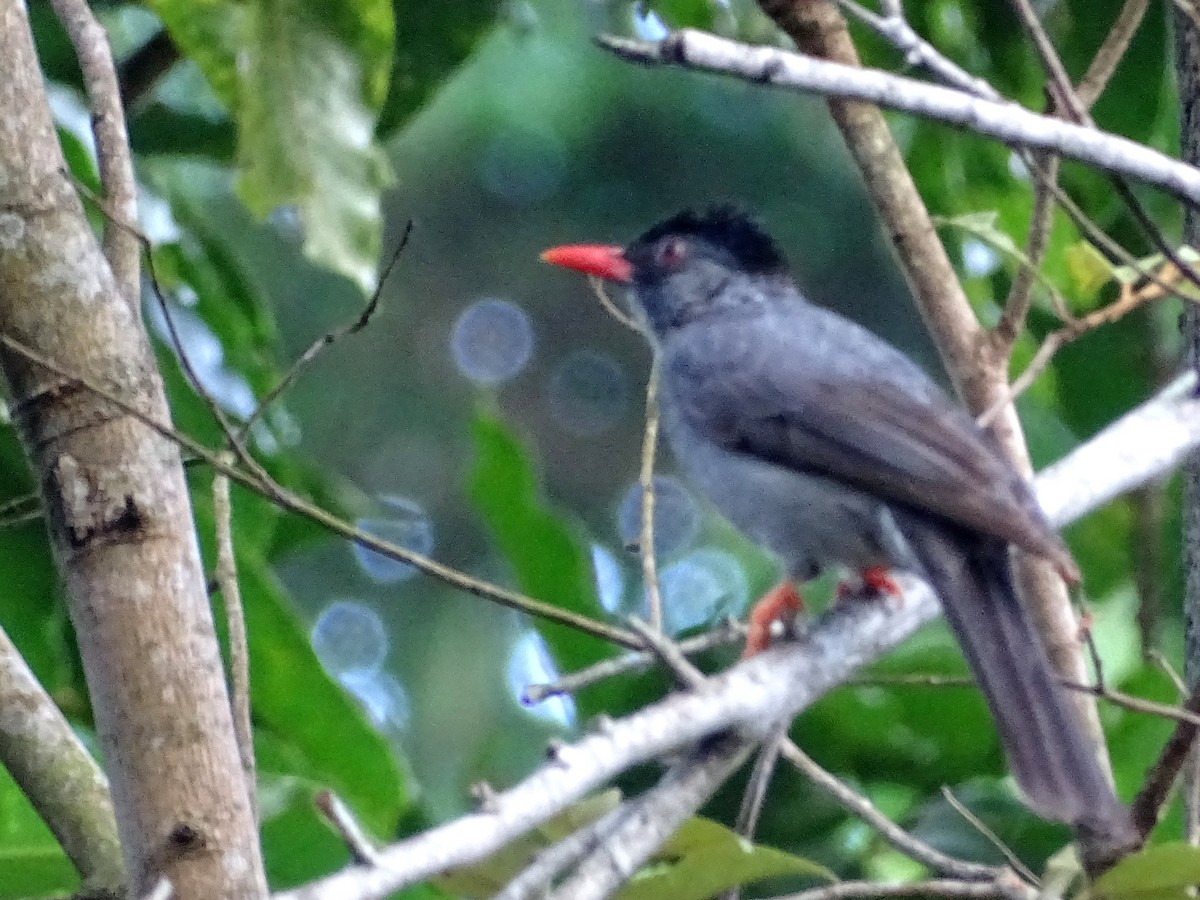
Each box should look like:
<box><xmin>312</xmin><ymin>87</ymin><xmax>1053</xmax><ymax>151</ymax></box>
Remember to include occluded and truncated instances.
<box><xmin>467</xmin><ymin>412</ymin><xmax>620</xmax><ymax>712</ymax></box>
<box><xmin>0</xmin><ymin>767</ymin><xmax>78</xmax><ymax>898</ymax></box>
<box><xmin>646</xmin><ymin>0</ymin><xmax>717</xmax><ymax>30</ymax></box>
<box><xmin>616</xmin><ymin>817</ymin><xmax>835</xmax><ymax>900</ymax></box>
<box><xmin>376</xmin><ymin>0</ymin><xmax>502</xmax><ymax>135</ymax></box>
<box><xmin>1064</xmin><ymin>241</ymin><xmax>1113</xmax><ymax>307</ymax></box>
<box><xmin>1090</xmin><ymin>843</ymin><xmax>1200</xmax><ymax>900</ymax></box>
<box><xmin>146</xmin><ymin>0</ymin><xmax>395</xmax><ymax>291</ymax></box>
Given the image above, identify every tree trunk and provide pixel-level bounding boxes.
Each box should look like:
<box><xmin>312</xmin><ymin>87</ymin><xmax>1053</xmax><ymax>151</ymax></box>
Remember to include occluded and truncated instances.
<box><xmin>0</xmin><ymin>2</ymin><xmax>266</xmax><ymax>896</ymax></box>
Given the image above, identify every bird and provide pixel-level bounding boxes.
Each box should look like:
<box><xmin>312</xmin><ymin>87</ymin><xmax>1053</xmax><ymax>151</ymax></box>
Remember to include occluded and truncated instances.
<box><xmin>540</xmin><ymin>205</ymin><xmax>1134</xmax><ymax>845</ymax></box>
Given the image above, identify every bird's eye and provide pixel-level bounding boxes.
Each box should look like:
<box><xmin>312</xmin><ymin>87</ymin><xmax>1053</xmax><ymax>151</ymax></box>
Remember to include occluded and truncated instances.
<box><xmin>656</xmin><ymin>238</ymin><xmax>688</xmax><ymax>270</ymax></box>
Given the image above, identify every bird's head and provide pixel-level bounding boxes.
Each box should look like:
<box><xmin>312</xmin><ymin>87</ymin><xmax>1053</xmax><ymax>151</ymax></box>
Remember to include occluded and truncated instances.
<box><xmin>541</xmin><ymin>206</ymin><xmax>791</xmax><ymax>336</ymax></box>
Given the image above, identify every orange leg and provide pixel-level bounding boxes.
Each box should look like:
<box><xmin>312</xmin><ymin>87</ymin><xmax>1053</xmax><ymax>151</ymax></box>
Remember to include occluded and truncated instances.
<box><xmin>836</xmin><ymin>565</ymin><xmax>902</xmax><ymax>600</ymax></box>
<box><xmin>743</xmin><ymin>581</ymin><xmax>806</xmax><ymax>659</ymax></box>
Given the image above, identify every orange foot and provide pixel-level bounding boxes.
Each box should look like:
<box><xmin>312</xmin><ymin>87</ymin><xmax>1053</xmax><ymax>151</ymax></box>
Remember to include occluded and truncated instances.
<box><xmin>836</xmin><ymin>566</ymin><xmax>902</xmax><ymax>601</ymax></box>
<box><xmin>743</xmin><ymin>581</ymin><xmax>806</xmax><ymax>659</ymax></box>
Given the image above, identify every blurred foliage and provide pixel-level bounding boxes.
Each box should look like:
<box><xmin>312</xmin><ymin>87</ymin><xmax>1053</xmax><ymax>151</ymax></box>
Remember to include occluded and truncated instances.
<box><xmin>0</xmin><ymin>0</ymin><xmax>1191</xmax><ymax>895</ymax></box>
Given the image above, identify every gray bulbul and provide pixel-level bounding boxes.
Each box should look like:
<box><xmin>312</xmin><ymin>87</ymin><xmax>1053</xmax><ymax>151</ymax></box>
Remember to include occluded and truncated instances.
<box><xmin>542</xmin><ymin>206</ymin><xmax>1134</xmax><ymax>846</ymax></box>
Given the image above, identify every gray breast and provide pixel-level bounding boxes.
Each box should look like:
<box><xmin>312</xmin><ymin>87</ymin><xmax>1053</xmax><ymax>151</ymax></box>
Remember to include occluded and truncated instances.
<box><xmin>659</xmin><ymin>385</ymin><xmax>913</xmax><ymax>580</ymax></box>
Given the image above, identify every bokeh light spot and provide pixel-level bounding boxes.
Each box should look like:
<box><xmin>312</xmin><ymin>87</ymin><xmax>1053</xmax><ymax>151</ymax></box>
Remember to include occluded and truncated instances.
<box><xmin>311</xmin><ymin>600</ymin><xmax>388</xmax><ymax>676</ymax></box>
<box><xmin>617</xmin><ymin>475</ymin><xmax>700</xmax><ymax>558</ymax></box>
<box><xmin>548</xmin><ymin>349</ymin><xmax>629</xmax><ymax>435</ymax></box>
<box><xmin>451</xmin><ymin>298</ymin><xmax>534</xmax><ymax>385</ymax></box>
<box><xmin>591</xmin><ymin>544</ymin><xmax>625</xmax><ymax>613</ymax></box>
<box><xmin>338</xmin><ymin>669</ymin><xmax>411</xmax><ymax>734</ymax></box>
<box><xmin>508</xmin><ymin>631</ymin><xmax>575</xmax><ymax>727</ymax></box>
<box><xmin>353</xmin><ymin>496</ymin><xmax>435</xmax><ymax>583</ymax></box>
<box><xmin>656</xmin><ymin>548</ymin><xmax>749</xmax><ymax>635</ymax></box>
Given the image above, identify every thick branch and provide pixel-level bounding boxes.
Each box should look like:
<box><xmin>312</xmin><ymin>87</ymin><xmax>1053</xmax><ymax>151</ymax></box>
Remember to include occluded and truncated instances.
<box><xmin>279</xmin><ymin>375</ymin><xmax>1200</xmax><ymax>900</ymax></box>
<box><xmin>597</xmin><ymin>30</ymin><xmax>1200</xmax><ymax>208</ymax></box>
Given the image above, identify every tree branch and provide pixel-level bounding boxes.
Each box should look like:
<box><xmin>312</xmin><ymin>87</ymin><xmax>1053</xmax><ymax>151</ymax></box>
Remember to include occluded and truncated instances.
<box><xmin>0</xmin><ymin>623</ymin><xmax>124</xmax><ymax>892</ymax></box>
<box><xmin>48</xmin><ymin>0</ymin><xmax>139</xmax><ymax>309</ymax></box>
<box><xmin>595</xmin><ymin>30</ymin><xmax>1200</xmax><ymax>207</ymax></box>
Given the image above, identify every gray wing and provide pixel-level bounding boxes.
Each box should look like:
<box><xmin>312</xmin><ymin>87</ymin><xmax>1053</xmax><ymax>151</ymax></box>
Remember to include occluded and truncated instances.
<box><xmin>666</xmin><ymin>311</ymin><xmax>1077</xmax><ymax>577</ymax></box>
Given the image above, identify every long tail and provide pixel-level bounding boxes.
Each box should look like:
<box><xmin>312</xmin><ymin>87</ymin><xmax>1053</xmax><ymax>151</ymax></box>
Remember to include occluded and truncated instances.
<box><xmin>898</xmin><ymin>516</ymin><xmax>1134</xmax><ymax>847</ymax></box>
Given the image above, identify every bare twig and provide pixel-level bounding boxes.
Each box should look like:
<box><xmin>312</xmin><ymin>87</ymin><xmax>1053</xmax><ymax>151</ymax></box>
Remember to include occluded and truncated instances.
<box><xmin>980</xmin><ymin>269</ymin><xmax>1187</xmax><ymax>426</ymax></box>
<box><xmin>994</xmin><ymin>153</ymin><xmax>1058</xmax><ymax>350</ymax></box>
<box><xmin>771</xmin><ymin>875</ymin><xmax>1035</xmax><ymax>900</ymax></box>
<box><xmin>1063</xmin><ymin>680</ymin><xmax>1200</xmax><ymax>727</ymax></box>
<box><xmin>522</xmin><ymin>620</ymin><xmax>744</xmax><ymax>703</ymax></box>
<box><xmin>639</xmin><ymin>359</ymin><xmax>664</xmax><ymax>631</ymax></box>
<box><xmin>779</xmin><ymin>741</ymin><xmax>999</xmax><ymax>881</ymax></box>
<box><xmin>596</xmin><ymin>30</ymin><xmax>1200</xmax><ymax>206</ymax></box>
<box><xmin>0</xmin><ymin>330</ymin><xmax>643</xmax><ymax>651</ymax></box>
<box><xmin>836</xmin><ymin>0</ymin><xmax>997</xmax><ymax>97</ymax></box>
<box><xmin>212</xmin><ymin>457</ymin><xmax>254</xmax><ymax>813</ymax></box>
<box><xmin>315</xmin><ymin>790</ymin><xmax>381</xmax><ymax>867</ymax></box>
<box><xmin>940</xmin><ymin>788</ymin><xmax>1038</xmax><ymax>884</ymax></box>
<box><xmin>49</xmin><ymin>0</ymin><xmax>139</xmax><ymax>308</ymax></box>
<box><xmin>1130</xmin><ymin>683</ymin><xmax>1200</xmax><ymax>837</ymax></box>
<box><xmin>1076</xmin><ymin>0</ymin><xmax>1151</xmax><ymax>108</ymax></box>
<box><xmin>628</xmin><ymin>616</ymin><xmax>705</xmax><ymax>688</ymax></box>
<box><xmin>237</xmin><ymin>220</ymin><xmax>414</xmax><ymax>440</ymax></box>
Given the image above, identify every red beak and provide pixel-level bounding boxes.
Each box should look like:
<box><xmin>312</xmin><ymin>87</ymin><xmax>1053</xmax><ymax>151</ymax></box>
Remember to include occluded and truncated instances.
<box><xmin>540</xmin><ymin>244</ymin><xmax>633</xmax><ymax>284</ymax></box>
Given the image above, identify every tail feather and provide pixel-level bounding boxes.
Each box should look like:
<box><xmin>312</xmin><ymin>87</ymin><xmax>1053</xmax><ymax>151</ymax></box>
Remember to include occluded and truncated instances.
<box><xmin>898</xmin><ymin>515</ymin><xmax>1133</xmax><ymax>843</ymax></box>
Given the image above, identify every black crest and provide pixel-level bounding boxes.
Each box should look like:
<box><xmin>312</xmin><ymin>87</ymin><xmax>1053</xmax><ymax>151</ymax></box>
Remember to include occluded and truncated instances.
<box><xmin>631</xmin><ymin>205</ymin><xmax>788</xmax><ymax>275</ymax></box>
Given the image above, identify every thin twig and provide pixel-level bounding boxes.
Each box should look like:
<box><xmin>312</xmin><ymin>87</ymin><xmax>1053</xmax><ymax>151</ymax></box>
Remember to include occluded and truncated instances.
<box><xmin>940</xmin><ymin>787</ymin><xmax>1039</xmax><ymax>884</ymax></box>
<box><xmin>993</xmin><ymin>153</ymin><xmax>1058</xmax><ymax>349</ymax></box>
<box><xmin>627</xmin><ymin>616</ymin><xmax>706</xmax><ymax>689</ymax></box>
<box><xmin>1062</xmin><ymin>681</ymin><xmax>1200</xmax><ymax>727</ymax></box>
<box><xmin>212</xmin><ymin>456</ymin><xmax>255</xmax><ymax>814</ymax></box>
<box><xmin>1076</xmin><ymin>0</ymin><xmax>1151</xmax><ymax>108</ymax></box>
<box><xmin>772</xmin><ymin>875</ymin><xmax>1034</xmax><ymax>900</ymax></box>
<box><xmin>68</xmin><ymin>175</ymin><xmax>269</xmax><ymax>483</ymax></box>
<box><xmin>315</xmin><ymin>790</ymin><xmax>381</xmax><ymax>867</ymax></box>
<box><xmin>778</xmin><ymin>741</ymin><xmax>999</xmax><ymax>881</ymax></box>
<box><xmin>980</xmin><ymin>270</ymin><xmax>1185</xmax><ymax>426</ymax></box>
<box><xmin>639</xmin><ymin>359</ymin><xmax>664</xmax><ymax>631</ymax></box>
<box><xmin>522</xmin><ymin>620</ymin><xmax>744</xmax><ymax>703</ymax></box>
<box><xmin>1149</xmin><ymin>649</ymin><xmax>1189</xmax><ymax>697</ymax></box>
<box><xmin>237</xmin><ymin>220</ymin><xmax>414</xmax><ymax>440</ymax></box>
<box><xmin>736</xmin><ymin>726</ymin><xmax>787</xmax><ymax>837</ymax></box>
<box><xmin>1130</xmin><ymin>683</ymin><xmax>1200</xmax><ymax>837</ymax></box>
<box><xmin>0</xmin><ymin>330</ymin><xmax>643</xmax><ymax>651</ymax></box>
<box><xmin>50</xmin><ymin>0</ymin><xmax>139</xmax><ymax>308</ymax></box>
